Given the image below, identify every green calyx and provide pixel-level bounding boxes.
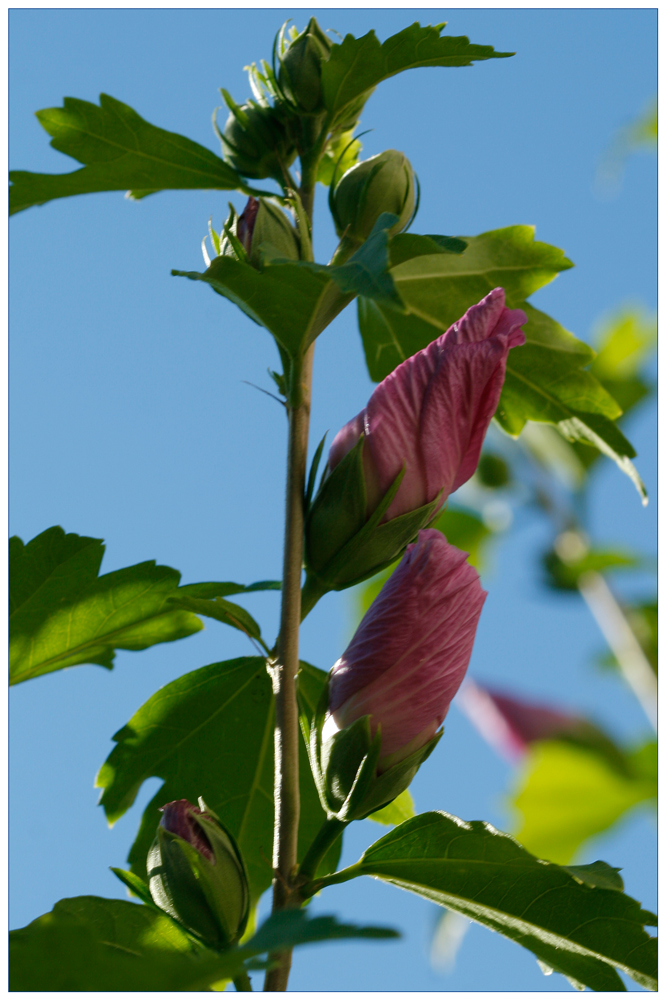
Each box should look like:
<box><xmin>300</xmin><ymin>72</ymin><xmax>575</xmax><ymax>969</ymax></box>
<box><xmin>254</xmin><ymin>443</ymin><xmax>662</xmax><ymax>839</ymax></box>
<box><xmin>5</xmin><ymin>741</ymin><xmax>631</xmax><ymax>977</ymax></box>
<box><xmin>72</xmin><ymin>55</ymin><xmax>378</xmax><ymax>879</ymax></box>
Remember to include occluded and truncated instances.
<box><xmin>330</xmin><ymin>150</ymin><xmax>416</xmax><ymax>244</ymax></box>
<box><xmin>220</xmin><ymin>94</ymin><xmax>297</xmax><ymax>182</ymax></box>
<box><xmin>303</xmin><ymin>676</ymin><xmax>441</xmax><ymax>823</ymax></box>
<box><xmin>147</xmin><ymin>799</ymin><xmax>250</xmax><ymax>950</ymax></box>
<box><xmin>217</xmin><ymin>199</ymin><xmax>300</xmax><ymax>270</ymax></box>
<box><xmin>304</xmin><ymin>435</ymin><xmax>441</xmax><ymax>592</ymax></box>
<box><xmin>278</xmin><ymin>17</ymin><xmax>333</xmax><ymax>115</ymax></box>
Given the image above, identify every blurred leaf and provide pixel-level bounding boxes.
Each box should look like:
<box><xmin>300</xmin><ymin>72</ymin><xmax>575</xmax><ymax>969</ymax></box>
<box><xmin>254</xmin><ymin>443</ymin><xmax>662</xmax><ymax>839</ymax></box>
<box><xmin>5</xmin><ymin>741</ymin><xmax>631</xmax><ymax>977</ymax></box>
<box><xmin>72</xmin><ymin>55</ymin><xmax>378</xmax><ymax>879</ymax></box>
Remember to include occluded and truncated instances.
<box><xmin>9</xmin><ymin>526</ymin><xmax>203</xmax><ymax>685</ymax></box>
<box><xmin>367</xmin><ymin>789</ymin><xmax>415</xmax><ymax>826</ymax></box>
<box><xmin>9</xmin><ymin>94</ymin><xmax>242</xmax><ymax>215</ymax></box>
<box><xmin>543</xmin><ymin>546</ymin><xmax>642</xmax><ymax>591</ymax></box>
<box><xmin>595</xmin><ymin>99</ymin><xmax>657</xmax><ymax>196</ymax></box>
<box><xmin>315</xmin><ymin>810</ymin><xmax>656</xmax><ymax>991</ymax></box>
<box><xmin>591</xmin><ymin>306</ymin><xmax>657</xmax><ymax>381</ymax></box>
<box><xmin>321</xmin><ymin>23</ymin><xmax>512</xmax><ymax>125</ymax></box>
<box><xmin>317</xmin><ymin>129</ymin><xmax>361</xmax><ymax>186</ymax></box>
<box><xmin>430</xmin><ymin>908</ymin><xmax>470</xmax><ymax>972</ymax></box>
<box><xmin>96</xmin><ymin>658</ymin><xmax>341</xmax><ymax>905</ymax></box>
<box><xmin>9</xmin><ymin>895</ymin><xmax>397</xmax><ymax>991</ymax></box>
<box><xmin>173</xmin><ymin>256</ymin><xmax>352</xmax><ymax>358</ymax></box>
<box><xmin>511</xmin><ymin>740</ymin><xmax>657</xmax><ymax>865</ymax></box>
<box><xmin>355</xmin><ymin>505</ymin><xmax>492</xmax><ymax>622</ymax></box>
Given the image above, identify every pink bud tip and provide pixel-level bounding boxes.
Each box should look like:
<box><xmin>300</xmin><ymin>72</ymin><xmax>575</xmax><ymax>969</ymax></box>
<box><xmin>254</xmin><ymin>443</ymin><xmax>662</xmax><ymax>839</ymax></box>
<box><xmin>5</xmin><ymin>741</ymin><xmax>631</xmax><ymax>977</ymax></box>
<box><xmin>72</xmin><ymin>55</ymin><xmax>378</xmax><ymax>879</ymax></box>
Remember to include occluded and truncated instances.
<box><xmin>236</xmin><ymin>197</ymin><xmax>260</xmax><ymax>255</ymax></box>
<box><xmin>328</xmin><ymin>288</ymin><xmax>526</xmax><ymax>521</ymax></box>
<box><xmin>328</xmin><ymin>529</ymin><xmax>486</xmax><ymax>770</ymax></box>
<box><xmin>159</xmin><ymin>799</ymin><xmax>215</xmax><ymax>863</ymax></box>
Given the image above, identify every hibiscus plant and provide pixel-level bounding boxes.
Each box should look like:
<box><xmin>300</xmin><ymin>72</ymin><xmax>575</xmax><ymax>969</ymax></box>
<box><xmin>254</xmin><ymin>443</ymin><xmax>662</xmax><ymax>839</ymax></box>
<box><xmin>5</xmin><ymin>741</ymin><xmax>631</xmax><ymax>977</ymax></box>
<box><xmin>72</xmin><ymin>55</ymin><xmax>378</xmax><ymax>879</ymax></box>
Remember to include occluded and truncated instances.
<box><xmin>9</xmin><ymin>15</ymin><xmax>656</xmax><ymax>993</ymax></box>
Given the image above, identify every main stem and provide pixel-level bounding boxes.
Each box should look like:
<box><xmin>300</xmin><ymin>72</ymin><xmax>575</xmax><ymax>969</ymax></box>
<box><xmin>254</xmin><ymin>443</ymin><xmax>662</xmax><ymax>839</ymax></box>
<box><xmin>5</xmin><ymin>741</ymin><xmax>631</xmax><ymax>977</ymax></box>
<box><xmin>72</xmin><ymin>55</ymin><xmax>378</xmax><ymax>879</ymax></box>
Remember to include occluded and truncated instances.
<box><xmin>265</xmin><ymin>348</ymin><xmax>315</xmax><ymax>991</ymax></box>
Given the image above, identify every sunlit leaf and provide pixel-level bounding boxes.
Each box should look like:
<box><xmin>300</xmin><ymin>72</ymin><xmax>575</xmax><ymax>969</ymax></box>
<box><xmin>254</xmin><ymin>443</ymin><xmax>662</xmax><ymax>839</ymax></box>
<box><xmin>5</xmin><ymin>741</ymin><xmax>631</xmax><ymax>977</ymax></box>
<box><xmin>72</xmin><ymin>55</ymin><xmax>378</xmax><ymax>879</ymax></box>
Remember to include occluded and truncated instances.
<box><xmin>366</xmin><ymin>789</ymin><xmax>415</xmax><ymax>826</ymax></box>
<box><xmin>312</xmin><ymin>811</ymin><xmax>657</xmax><ymax>991</ymax></box>
<box><xmin>96</xmin><ymin>658</ymin><xmax>341</xmax><ymax>905</ymax></box>
<box><xmin>9</xmin><ymin>94</ymin><xmax>242</xmax><ymax>215</ymax></box>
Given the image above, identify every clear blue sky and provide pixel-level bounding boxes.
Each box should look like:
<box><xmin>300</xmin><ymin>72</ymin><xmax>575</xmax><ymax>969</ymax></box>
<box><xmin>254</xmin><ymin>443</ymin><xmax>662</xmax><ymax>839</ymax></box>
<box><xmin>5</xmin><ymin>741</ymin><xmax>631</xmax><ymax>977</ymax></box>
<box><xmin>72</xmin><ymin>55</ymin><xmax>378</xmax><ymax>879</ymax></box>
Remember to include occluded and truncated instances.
<box><xmin>10</xmin><ymin>8</ymin><xmax>656</xmax><ymax>991</ymax></box>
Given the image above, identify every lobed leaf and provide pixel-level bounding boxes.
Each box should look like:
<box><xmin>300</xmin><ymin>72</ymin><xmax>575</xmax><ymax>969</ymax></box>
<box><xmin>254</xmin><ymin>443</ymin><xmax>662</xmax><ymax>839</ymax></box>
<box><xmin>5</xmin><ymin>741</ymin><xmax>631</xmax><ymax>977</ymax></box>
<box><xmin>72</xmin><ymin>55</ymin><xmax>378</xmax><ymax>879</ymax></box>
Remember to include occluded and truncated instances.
<box><xmin>9</xmin><ymin>94</ymin><xmax>243</xmax><ymax>215</ymax></box>
<box><xmin>96</xmin><ymin>658</ymin><xmax>341</xmax><ymax>905</ymax></box>
<box><xmin>321</xmin><ymin>23</ymin><xmax>512</xmax><ymax>124</ymax></box>
<box><xmin>312</xmin><ymin>810</ymin><xmax>657</xmax><ymax>991</ymax></box>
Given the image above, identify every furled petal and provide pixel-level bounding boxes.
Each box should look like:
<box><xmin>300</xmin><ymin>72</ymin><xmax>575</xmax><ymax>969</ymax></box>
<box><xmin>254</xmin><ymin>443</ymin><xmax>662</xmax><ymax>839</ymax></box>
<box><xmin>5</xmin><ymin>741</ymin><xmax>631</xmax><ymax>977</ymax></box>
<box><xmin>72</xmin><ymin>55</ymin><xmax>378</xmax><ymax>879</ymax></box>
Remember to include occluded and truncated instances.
<box><xmin>329</xmin><ymin>529</ymin><xmax>486</xmax><ymax>766</ymax></box>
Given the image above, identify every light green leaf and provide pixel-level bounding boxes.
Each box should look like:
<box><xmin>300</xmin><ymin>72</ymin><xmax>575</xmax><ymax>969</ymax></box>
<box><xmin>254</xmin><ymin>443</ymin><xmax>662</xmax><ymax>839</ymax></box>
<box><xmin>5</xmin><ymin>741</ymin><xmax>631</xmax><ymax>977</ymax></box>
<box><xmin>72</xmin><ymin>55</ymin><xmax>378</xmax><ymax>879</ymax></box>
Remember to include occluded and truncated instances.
<box><xmin>9</xmin><ymin>895</ymin><xmax>397</xmax><ymax>991</ymax></box>
<box><xmin>96</xmin><ymin>658</ymin><xmax>341</xmax><ymax>905</ymax></box>
<box><xmin>9</xmin><ymin>526</ymin><xmax>203</xmax><ymax>685</ymax></box>
<box><xmin>321</xmin><ymin>23</ymin><xmax>512</xmax><ymax>125</ymax></box>
<box><xmin>510</xmin><ymin>741</ymin><xmax>657</xmax><ymax>866</ymax></box>
<box><xmin>317</xmin><ymin>129</ymin><xmax>362</xmax><ymax>187</ymax></box>
<box><xmin>9</xmin><ymin>94</ymin><xmax>243</xmax><ymax>215</ymax></box>
<box><xmin>312</xmin><ymin>811</ymin><xmax>657</xmax><ymax>991</ymax></box>
<box><xmin>367</xmin><ymin>789</ymin><xmax>415</xmax><ymax>826</ymax></box>
<box><xmin>173</xmin><ymin>256</ymin><xmax>352</xmax><ymax>358</ymax></box>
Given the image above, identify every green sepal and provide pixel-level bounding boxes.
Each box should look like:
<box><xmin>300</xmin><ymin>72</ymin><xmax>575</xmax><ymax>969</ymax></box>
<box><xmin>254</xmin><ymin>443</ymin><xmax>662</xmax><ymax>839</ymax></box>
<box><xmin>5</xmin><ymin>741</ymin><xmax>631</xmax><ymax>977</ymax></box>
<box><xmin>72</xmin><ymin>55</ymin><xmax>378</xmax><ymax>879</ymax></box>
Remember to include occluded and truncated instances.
<box><xmin>305</xmin><ymin>435</ymin><xmax>368</xmax><ymax>574</ymax></box>
<box><xmin>305</xmin><ymin>674</ymin><xmax>442</xmax><ymax>823</ymax></box>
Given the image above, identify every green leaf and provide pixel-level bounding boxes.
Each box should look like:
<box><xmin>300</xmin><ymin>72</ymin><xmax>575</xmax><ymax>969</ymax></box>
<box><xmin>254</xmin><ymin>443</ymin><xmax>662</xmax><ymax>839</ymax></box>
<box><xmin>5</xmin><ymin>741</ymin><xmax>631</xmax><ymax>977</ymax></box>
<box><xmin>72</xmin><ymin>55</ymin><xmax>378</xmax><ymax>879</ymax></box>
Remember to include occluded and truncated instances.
<box><xmin>321</xmin><ymin>213</ymin><xmax>403</xmax><ymax>307</ymax></box>
<box><xmin>9</xmin><ymin>895</ymin><xmax>397</xmax><ymax>991</ymax></box>
<box><xmin>599</xmin><ymin>601</ymin><xmax>657</xmax><ymax>676</ymax></box>
<box><xmin>9</xmin><ymin>526</ymin><xmax>204</xmax><ymax>685</ymax></box>
<box><xmin>367</xmin><ymin>789</ymin><xmax>415</xmax><ymax>826</ymax></box>
<box><xmin>111</xmin><ymin>867</ymin><xmax>157</xmax><ymax>908</ymax></box>
<box><xmin>359</xmin><ymin>227</ymin><xmax>573</xmax><ymax>382</ymax></box>
<box><xmin>314</xmin><ymin>811</ymin><xmax>657</xmax><ymax>991</ymax></box>
<box><xmin>9</xmin><ymin>94</ymin><xmax>243</xmax><ymax>215</ymax></box>
<box><xmin>317</xmin><ymin>129</ymin><xmax>362</xmax><ymax>187</ymax></box>
<box><xmin>321</xmin><ymin>23</ymin><xmax>512</xmax><ymax>125</ymax></box>
<box><xmin>166</xmin><ymin>594</ymin><xmax>265</xmax><ymax>647</ymax></box>
<box><xmin>96</xmin><ymin>658</ymin><xmax>341</xmax><ymax>905</ymax></box>
<box><xmin>173</xmin><ymin>256</ymin><xmax>352</xmax><ymax>358</ymax></box>
<box><xmin>511</xmin><ymin>741</ymin><xmax>657</xmax><ymax>865</ymax></box>
<box><xmin>389</xmin><ymin>232</ymin><xmax>468</xmax><ymax>267</ymax></box>
<box><xmin>543</xmin><ymin>545</ymin><xmax>642</xmax><ymax>591</ymax></box>
<box><xmin>562</xmin><ymin>861</ymin><xmax>624</xmax><ymax>893</ymax></box>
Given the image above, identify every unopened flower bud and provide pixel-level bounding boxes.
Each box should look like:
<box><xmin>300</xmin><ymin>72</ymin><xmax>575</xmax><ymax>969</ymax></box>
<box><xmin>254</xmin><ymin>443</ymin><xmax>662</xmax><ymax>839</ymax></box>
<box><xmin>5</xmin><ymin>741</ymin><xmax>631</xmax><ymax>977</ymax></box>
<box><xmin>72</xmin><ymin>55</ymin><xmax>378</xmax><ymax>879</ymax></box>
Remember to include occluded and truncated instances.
<box><xmin>221</xmin><ymin>99</ymin><xmax>297</xmax><ymax>182</ymax></box>
<box><xmin>239</xmin><ymin>197</ymin><xmax>300</xmax><ymax>268</ymax></box>
<box><xmin>330</xmin><ymin>150</ymin><xmax>416</xmax><ymax>245</ymax></box>
<box><xmin>147</xmin><ymin>798</ymin><xmax>249</xmax><ymax>949</ymax></box>
<box><xmin>278</xmin><ymin>17</ymin><xmax>333</xmax><ymax>114</ymax></box>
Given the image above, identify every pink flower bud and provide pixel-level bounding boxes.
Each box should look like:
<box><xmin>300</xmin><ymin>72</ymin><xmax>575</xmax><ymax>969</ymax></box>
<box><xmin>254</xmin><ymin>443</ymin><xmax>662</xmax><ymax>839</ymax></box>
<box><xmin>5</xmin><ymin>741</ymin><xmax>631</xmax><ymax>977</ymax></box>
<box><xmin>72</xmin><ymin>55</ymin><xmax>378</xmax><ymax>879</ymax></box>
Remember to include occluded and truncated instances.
<box><xmin>236</xmin><ymin>197</ymin><xmax>260</xmax><ymax>256</ymax></box>
<box><xmin>159</xmin><ymin>799</ymin><xmax>215</xmax><ymax>863</ymax></box>
<box><xmin>457</xmin><ymin>681</ymin><xmax>596</xmax><ymax>762</ymax></box>
<box><xmin>328</xmin><ymin>288</ymin><xmax>526</xmax><ymax>521</ymax></box>
<box><xmin>327</xmin><ymin>529</ymin><xmax>486</xmax><ymax>771</ymax></box>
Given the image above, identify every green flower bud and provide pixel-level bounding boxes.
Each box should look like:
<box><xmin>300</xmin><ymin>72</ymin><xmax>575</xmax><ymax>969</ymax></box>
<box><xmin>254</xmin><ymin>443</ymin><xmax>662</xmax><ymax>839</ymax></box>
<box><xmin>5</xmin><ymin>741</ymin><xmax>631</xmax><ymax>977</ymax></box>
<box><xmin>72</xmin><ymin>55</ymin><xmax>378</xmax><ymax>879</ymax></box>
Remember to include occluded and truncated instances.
<box><xmin>221</xmin><ymin>97</ymin><xmax>297</xmax><ymax>182</ymax></box>
<box><xmin>238</xmin><ymin>197</ymin><xmax>300</xmax><ymax>268</ymax></box>
<box><xmin>330</xmin><ymin>150</ymin><xmax>416</xmax><ymax>244</ymax></box>
<box><xmin>147</xmin><ymin>798</ymin><xmax>249</xmax><ymax>950</ymax></box>
<box><xmin>278</xmin><ymin>17</ymin><xmax>333</xmax><ymax>114</ymax></box>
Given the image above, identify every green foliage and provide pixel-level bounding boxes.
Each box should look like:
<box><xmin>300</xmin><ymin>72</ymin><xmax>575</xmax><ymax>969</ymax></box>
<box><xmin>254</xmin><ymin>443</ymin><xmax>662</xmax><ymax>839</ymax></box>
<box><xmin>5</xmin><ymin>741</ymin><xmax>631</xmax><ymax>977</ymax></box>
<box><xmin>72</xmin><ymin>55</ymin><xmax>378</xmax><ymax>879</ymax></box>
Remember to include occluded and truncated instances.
<box><xmin>599</xmin><ymin>600</ymin><xmax>657</xmax><ymax>676</ymax></box>
<box><xmin>96</xmin><ymin>658</ymin><xmax>341</xmax><ymax>905</ymax></box>
<box><xmin>9</xmin><ymin>895</ymin><xmax>398</xmax><ymax>991</ymax></box>
<box><xmin>9</xmin><ymin>94</ymin><xmax>243</xmax><ymax>215</ymax></box>
<box><xmin>510</xmin><ymin>740</ymin><xmax>657</xmax><ymax>865</ymax></box>
<box><xmin>367</xmin><ymin>789</ymin><xmax>415</xmax><ymax>826</ymax></box>
<box><xmin>543</xmin><ymin>546</ymin><xmax>642</xmax><ymax>591</ymax></box>
<box><xmin>317</xmin><ymin>129</ymin><xmax>362</xmax><ymax>186</ymax></box>
<box><xmin>314</xmin><ymin>811</ymin><xmax>657</xmax><ymax>991</ymax></box>
<box><xmin>9</xmin><ymin>526</ymin><xmax>278</xmax><ymax>685</ymax></box>
<box><xmin>321</xmin><ymin>23</ymin><xmax>512</xmax><ymax>126</ymax></box>
<box><xmin>174</xmin><ymin>256</ymin><xmax>352</xmax><ymax>359</ymax></box>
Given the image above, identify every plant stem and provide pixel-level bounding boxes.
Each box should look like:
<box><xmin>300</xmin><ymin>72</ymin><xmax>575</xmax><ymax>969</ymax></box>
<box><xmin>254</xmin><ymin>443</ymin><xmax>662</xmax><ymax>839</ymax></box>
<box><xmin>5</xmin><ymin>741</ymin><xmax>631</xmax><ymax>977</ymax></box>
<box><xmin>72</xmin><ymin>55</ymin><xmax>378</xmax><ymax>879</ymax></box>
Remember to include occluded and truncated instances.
<box><xmin>233</xmin><ymin>971</ymin><xmax>254</xmax><ymax>991</ymax></box>
<box><xmin>264</xmin><ymin>345</ymin><xmax>315</xmax><ymax>992</ymax></box>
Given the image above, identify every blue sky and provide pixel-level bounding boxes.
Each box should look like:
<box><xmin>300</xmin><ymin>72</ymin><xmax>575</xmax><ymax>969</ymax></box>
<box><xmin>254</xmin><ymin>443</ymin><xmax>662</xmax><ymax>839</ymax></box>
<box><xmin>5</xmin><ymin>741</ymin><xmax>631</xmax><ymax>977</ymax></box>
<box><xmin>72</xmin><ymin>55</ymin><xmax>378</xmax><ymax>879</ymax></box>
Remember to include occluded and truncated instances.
<box><xmin>9</xmin><ymin>8</ymin><xmax>656</xmax><ymax>991</ymax></box>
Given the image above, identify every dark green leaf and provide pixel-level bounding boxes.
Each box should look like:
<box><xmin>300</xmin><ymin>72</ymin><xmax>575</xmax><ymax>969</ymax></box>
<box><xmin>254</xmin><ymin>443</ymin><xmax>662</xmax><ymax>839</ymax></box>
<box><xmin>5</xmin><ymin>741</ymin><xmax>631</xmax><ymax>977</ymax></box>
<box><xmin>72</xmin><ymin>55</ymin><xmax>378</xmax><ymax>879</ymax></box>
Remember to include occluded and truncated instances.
<box><xmin>9</xmin><ymin>895</ymin><xmax>396</xmax><ymax>991</ymax></box>
<box><xmin>96</xmin><ymin>658</ymin><xmax>341</xmax><ymax>905</ymax></box>
<box><xmin>314</xmin><ymin>811</ymin><xmax>656</xmax><ymax>991</ymax></box>
<box><xmin>511</xmin><ymin>741</ymin><xmax>657</xmax><ymax>865</ymax></box>
<box><xmin>178</xmin><ymin>579</ymin><xmax>281</xmax><ymax>598</ymax></box>
<box><xmin>173</xmin><ymin>256</ymin><xmax>352</xmax><ymax>358</ymax></box>
<box><xmin>321</xmin><ymin>213</ymin><xmax>403</xmax><ymax>307</ymax></box>
<box><xmin>9</xmin><ymin>94</ymin><xmax>243</xmax><ymax>215</ymax></box>
<box><xmin>9</xmin><ymin>526</ymin><xmax>203</xmax><ymax>685</ymax></box>
<box><xmin>166</xmin><ymin>594</ymin><xmax>265</xmax><ymax>646</ymax></box>
<box><xmin>562</xmin><ymin>861</ymin><xmax>624</xmax><ymax>893</ymax></box>
<box><xmin>321</xmin><ymin>23</ymin><xmax>512</xmax><ymax>124</ymax></box>
<box><xmin>389</xmin><ymin>232</ymin><xmax>468</xmax><ymax>267</ymax></box>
